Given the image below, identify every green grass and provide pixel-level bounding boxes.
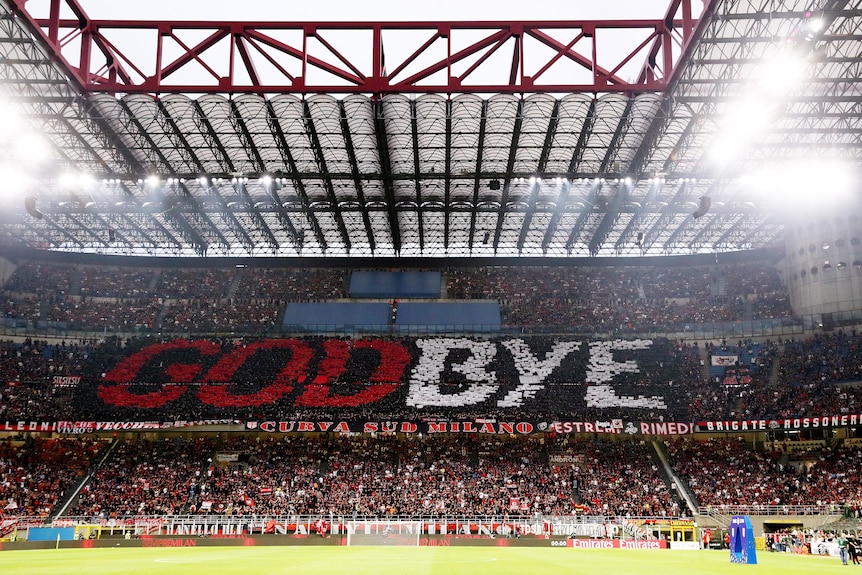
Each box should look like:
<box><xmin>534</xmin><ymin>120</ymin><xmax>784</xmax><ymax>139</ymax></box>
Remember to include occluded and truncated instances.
<box><xmin>0</xmin><ymin>547</ymin><xmax>842</xmax><ymax>575</ymax></box>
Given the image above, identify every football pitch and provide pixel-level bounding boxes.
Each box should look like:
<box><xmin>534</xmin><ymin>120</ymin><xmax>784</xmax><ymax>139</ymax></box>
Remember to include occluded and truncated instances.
<box><xmin>0</xmin><ymin>547</ymin><xmax>842</xmax><ymax>575</ymax></box>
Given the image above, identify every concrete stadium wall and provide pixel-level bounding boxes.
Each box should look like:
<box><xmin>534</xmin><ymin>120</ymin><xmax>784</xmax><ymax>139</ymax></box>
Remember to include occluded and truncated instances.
<box><xmin>783</xmin><ymin>200</ymin><xmax>862</xmax><ymax>317</ymax></box>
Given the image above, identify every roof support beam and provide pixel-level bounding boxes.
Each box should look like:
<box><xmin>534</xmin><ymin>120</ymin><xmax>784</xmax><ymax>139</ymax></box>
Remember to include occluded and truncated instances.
<box><xmin>543</xmin><ymin>99</ymin><xmax>596</xmax><ymax>252</ymax></box>
<box><xmin>155</xmin><ymin>101</ymin><xmax>232</xmax><ymax>247</ymax></box>
<box><xmin>16</xmin><ymin>7</ymin><xmax>700</xmax><ymax>94</ymax></box>
<box><xmin>304</xmin><ymin>100</ymin><xmax>351</xmax><ymax>252</ymax></box>
<box><xmin>641</xmin><ymin>181</ymin><xmax>688</xmax><ymax>251</ymax></box>
<box><xmin>409</xmin><ymin>99</ymin><xmax>424</xmax><ymax>253</ymax></box>
<box><xmin>589</xmin><ymin>179</ymin><xmax>630</xmax><ymax>256</ymax></box>
<box><xmin>588</xmin><ymin>99</ymin><xmax>635</xmax><ymax>255</ymax></box>
<box><xmin>492</xmin><ymin>99</ymin><xmax>524</xmax><ymax>252</ymax></box>
<box><xmin>443</xmin><ymin>99</ymin><xmax>452</xmax><ymax>252</ymax></box>
<box><xmin>468</xmin><ymin>100</ymin><xmax>489</xmax><ymax>253</ymax></box>
<box><xmin>372</xmin><ymin>99</ymin><xmax>401</xmax><ymax>255</ymax></box>
<box><xmin>339</xmin><ymin>100</ymin><xmax>376</xmax><ymax>253</ymax></box>
<box><xmin>613</xmin><ymin>179</ymin><xmax>661</xmax><ymax>253</ymax></box>
<box><xmin>159</xmin><ymin>202</ymin><xmax>210</xmax><ymax>256</ymax></box>
<box><xmin>117</xmin><ymin>98</ymin><xmax>175</xmax><ymax>173</ymax></box>
<box><xmin>234</xmin><ymin>182</ymin><xmax>280</xmax><ymax>252</ymax></box>
<box><xmin>40</xmin><ymin>215</ymin><xmax>86</xmax><ymax>248</ymax></box>
<box><xmin>264</xmin><ymin>101</ymin><xmax>322</xmax><ymax>250</ymax></box>
<box><xmin>517</xmin><ymin>100</ymin><xmax>559</xmax><ymax>253</ymax></box>
<box><xmin>564</xmin><ymin>181</ymin><xmax>602</xmax><ymax>254</ymax></box>
<box><xmin>201</xmin><ymin>181</ymin><xmax>256</xmax><ymax>252</ymax></box>
<box><xmin>193</xmin><ymin>100</ymin><xmax>235</xmax><ymax>174</ymax></box>
<box><xmin>183</xmin><ymin>102</ymin><xmax>268</xmax><ymax>250</ymax></box>
<box><xmin>228</xmin><ymin>100</ymin><xmax>266</xmax><ymax>174</ymax></box>
<box><xmin>18</xmin><ymin>220</ymin><xmax>60</xmax><ymax>248</ymax></box>
<box><xmin>120</xmin><ymin>212</ymin><xmax>181</xmax><ymax>251</ymax></box>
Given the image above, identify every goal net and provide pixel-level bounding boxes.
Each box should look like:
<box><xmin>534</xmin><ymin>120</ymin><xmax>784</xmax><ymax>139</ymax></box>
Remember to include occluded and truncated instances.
<box><xmin>345</xmin><ymin>521</ymin><xmax>422</xmax><ymax>546</ymax></box>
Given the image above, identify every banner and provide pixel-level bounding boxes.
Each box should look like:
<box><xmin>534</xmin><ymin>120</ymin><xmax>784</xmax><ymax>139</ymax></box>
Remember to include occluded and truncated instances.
<box><xmin>566</xmin><ymin>539</ymin><xmax>667</xmax><ymax>549</ymax></box>
<box><xmin>722</xmin><ymin>368</ymin><xmax>752</xmax><ymax>386</ymax></box>
<box><xmin>711</xmin><ymin>355</ymin><xmax>738</xmax><ymax>366</ymax></box>
<box><xmin>92</xmin><ymin>336</ymin><xmax>681</xmax><ymax>413</ymax></box>
<box><xmin>696</xmin><ymin>413</ymin><xmax>862</xmax><ymax>432</ymax></box>
<box><xmin>245</xmin><ymin>420</ymin><xmax>545</xmax><ymax>435</ymax></box>
<box><xmin>51</xmin><ymin>375</ymin><xmax>81</xmax><ymax>387</ymax></box>
<box><xmin>551</xmin><ymin>421</ymin><xmax>694</xmax><ymax>436</ymax></box>
<box><xmin>0</xmin><ymin>421</ymin><xmax>163</xmax><ymax>432</ymax></box>
<box><xmin>548</xmin><ymin>453</ymin><xmax>584</xmax><ymax>465</ymax></box>
<box><xmin>56</xmin><ymin>421</ymin><xmax>95</xmax><ymax>434</ymax></box>
<box><xmin>9</xmin><ymin>414</ymin><xmax>862</xmax><ymax>435</ymax></box>
<box><xmin>0</xmin><ymin>421</ymin><xmax>56</xmax><ymax>432</ymax></box>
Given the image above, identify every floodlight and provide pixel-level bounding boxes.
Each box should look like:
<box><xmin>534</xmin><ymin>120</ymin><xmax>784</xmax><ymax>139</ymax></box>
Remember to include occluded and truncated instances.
<box><xmin>19</xmin><ymin>132</ymin><xmax>50</xmax><ymax>164</ymax></box>
<box><xmin>59</xmin><ymin>172</ymin><xmax>78</xmax><ymax>188</ymax></box>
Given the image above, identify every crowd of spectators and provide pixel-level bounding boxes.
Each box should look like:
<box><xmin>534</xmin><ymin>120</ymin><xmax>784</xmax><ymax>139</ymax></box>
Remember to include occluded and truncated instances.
<box><xmin>1</xmin><ymin>433</ymin><xmax>862</xmax><ymax>521</ymax></box>
<box><xmin>665</xmin><ymin>438</ymin><xmax>862</xmax><ymax>512</ymax></box>
<box><xmin>79</xmin><ymin>267</ymin><xmax>154</xmax><ymax>299</ymax></box>
<box><xmin>708</xmin><ymin>330</ymin><xmax>862</xmax><ymax>420</ymax></box>
<box><xmin>57</xmin><ymin>435</ymin><xmax>684</xmax><ymax>519</ymax></box>
<box><xmin>0</xmin><ymin>331</ymin><xmax>859</xmax><ymax>423</ymax></box>
<box><xmin>155</xmin><ymin>269</ymin><xmax>232</xmax><ymax>300</ymax></box>
<box><xmin>447</xmin><ymin>262</ymin><xmax>793</xmax><ymax>331</ymax></box>
<box><xmin>0</xmin><ymin>437</ymin><xmax>105</xmax><ymax>517</ymax></box>
<box><xmin>44</xmin><ymin>297</ymin><xmax>161</xmax><ymax>332</ymax></box>
<box><xmin>58</xmin><ymin>334</ymin><xmax>703</xmax><ymax>422</ymax></box>
<box><xmin>160</xmin><ymin>299</ymin><xmax>282</xmax><ymax>333</ymax></box>
<box><xmin>779</xmin><ymin>331</ymin><xmax>862</xmax><ymax>387</ymax></box>
<box><xmin>1</xmin><ymin>264</ymin><xmax>75</xmax><ymax>296</ymax></box>
<box><xmin>0</xmin><ymin>329</ymin><xmax>858</xmax><ymax>424</ymax></box>
<box><xmin>69</xmin><ymin>437</ymin><xmax>215</xmax><ymax>518</ymax></box>
<box><xmin>0</xmin><ymin>338</ymin><xmax>92</xmax><ymax>420</ymax></box>
<box><xmin>0</xmin><ymin>260</ymin><xmax>796</xmax><ymax>334</ymax></box>
<box><xmin>549</xmin><ymin>438</ymin><xmax>682</xmax><ymax>517</ymax></box>
<box><xmin>235</xmin><ymin>268</ymin><xmax>349</xmax><ymax>301</ymax></box>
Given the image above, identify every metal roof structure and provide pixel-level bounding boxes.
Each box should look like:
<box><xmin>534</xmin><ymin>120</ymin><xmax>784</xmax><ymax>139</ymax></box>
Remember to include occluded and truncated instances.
<box><xmin>0</xmin><ymin>0</ymin><xmax>859</xmax><ymax>259</ymax></box>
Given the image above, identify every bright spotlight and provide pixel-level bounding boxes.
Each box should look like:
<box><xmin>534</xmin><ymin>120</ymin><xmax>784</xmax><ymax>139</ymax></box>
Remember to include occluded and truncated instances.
<box><xmin>0</xmin><ymin>164</ymin><xmax>30</xmax><ymax>188</ymax></box>
<box><xmin>261</xmin><ymin>175</ymin><xmax>273</xmax><ymax>186</ymax></box>
<box><xmin>744</xmin><ymin>159</ymin><xmax>856</xmax><ymax>210</ymax></box>
<box><xmin>0</xmin><ymin>100</ymin><xmax>22</xmax><ymax>138</ymax></box>
<box><xmin>19</xmin><ymin>133</ymin><xmax>50</xmax><ymax>164</ymax></box>
<box><xmin>146</xmin><ymin>175</ymin><xmax>160</xmax><ymax>187</ymax></box>
<box><xmin>759</xmin><ymin>52</ymin><xmax>807</xmax><ymax>97</ymax></box>
<box><xmin>59</xmin><ymin>172</ymin><xmax>78</xmax><ymax>188</ymax></box>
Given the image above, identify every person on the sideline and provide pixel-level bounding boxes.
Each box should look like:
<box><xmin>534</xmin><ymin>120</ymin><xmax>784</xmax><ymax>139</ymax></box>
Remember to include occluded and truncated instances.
<box><xmin>848</xmin><ymin>535</ymin><xmax>860</xmax><ymax>565</ymax></box>
<box><xmin>838</xmin><ymin>532</ymin><xmax>849</xmax><ymax>565</ymax></box>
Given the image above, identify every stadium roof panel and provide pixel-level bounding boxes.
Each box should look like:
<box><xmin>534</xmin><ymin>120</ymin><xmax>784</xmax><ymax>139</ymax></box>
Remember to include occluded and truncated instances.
<box><xmin>0</xmin><ymin>0</ymin><xmax>855</xmax><ymax>258</ymax></box>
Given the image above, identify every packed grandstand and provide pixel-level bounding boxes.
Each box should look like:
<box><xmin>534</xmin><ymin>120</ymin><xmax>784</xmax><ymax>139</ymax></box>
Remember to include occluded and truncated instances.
<box><xmin>2</xmin><ymin>0</ymin><xmax>862</xmax><ymax>559</ymax></box>
<box><xmin>1</xmin><ymin>257</ymin><xmax>861</xmax><ymax>548</ymax></box>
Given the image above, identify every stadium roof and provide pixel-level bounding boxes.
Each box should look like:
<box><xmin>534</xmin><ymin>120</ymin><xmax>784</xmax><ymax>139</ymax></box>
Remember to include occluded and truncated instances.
<box><xmin>0</xmin><ymin>0</ymin><xmax>859</xmax><ymax>259</ymax></box>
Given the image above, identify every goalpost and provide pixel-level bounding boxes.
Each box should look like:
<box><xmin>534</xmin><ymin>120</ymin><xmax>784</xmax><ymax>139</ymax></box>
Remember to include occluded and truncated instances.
<box><xmin>345</xmin><ymin>520</ymin><xmax>422</xmax><ymax>547</ymax></box>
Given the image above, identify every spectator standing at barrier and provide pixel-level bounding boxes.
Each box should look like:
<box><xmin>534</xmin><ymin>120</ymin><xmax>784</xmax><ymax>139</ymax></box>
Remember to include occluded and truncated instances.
<box><xmin>839</xmin><ymin>532</ymin><xmax>849</xmax><ymax>565</ymax></box>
